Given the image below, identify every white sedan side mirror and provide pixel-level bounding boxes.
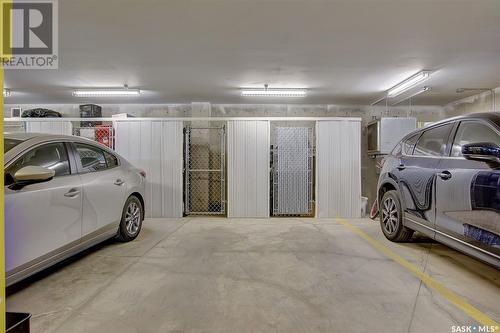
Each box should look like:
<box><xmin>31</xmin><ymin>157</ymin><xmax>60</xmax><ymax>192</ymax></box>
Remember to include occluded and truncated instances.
<box><xmin>14</xmin><ymin>166</ymin><xmax>55</xmax><ymax>183</ymax></box>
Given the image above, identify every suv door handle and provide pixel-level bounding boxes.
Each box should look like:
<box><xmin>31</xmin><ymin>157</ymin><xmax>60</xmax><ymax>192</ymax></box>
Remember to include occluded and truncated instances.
<box><xmin>64</xmin><ymin>188</ymin><xmax>80</xmax><ymax>197</ymax></box>
<box><xmin>437</xmin><ymin>171</ymin><xmax>452</xmax><ymax>180</ymax></box>
<box><xmin>114</xmin><ymin>179</ymin><xmax>125</xmax><ymax>186</ymax></box>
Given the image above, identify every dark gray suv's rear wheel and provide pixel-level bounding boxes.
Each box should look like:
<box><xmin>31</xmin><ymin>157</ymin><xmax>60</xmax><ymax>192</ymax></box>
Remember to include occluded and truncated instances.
<box><xmin>380</xmin><ymin>190</ymin><xmax>413</xmax><ymax>242</ymax></box>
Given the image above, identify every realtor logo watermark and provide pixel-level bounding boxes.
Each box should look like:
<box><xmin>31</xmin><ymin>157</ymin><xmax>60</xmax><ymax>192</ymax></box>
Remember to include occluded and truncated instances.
<box><xmin>1</xmin><ymin>0</ymin><xmax>58</xmax><ymax>69</ymax></box>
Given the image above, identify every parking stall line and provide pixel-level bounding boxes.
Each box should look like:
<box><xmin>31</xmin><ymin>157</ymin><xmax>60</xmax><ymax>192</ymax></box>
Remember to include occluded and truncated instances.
<box><xmin>336</xmin><ymin>218</ymin><xmax>499</xmax><ymax>327</ymax></box>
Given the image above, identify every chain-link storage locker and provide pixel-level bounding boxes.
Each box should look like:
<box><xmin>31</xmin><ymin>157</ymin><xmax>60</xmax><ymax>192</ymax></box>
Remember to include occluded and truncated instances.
<box><xmin>271</xmin><ymin>127</ymin><xmax>314</xmax><ymax>216</ymax></box>
<box><xmin>184</xmin><ymin>126</ymin><xmax>226</xmax><ymax>215</ymax></box>
<box><xmin>73</xmin><ymin>123</ymin><xmax>115</xmax><ymax>149</ymax></box>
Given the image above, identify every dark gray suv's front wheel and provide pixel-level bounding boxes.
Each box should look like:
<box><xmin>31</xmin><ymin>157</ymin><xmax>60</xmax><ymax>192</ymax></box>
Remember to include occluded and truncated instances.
<box><xmin>380</xmin><ymin>190</ymin><xmax>414</xmax><ymax>242</ymax></box>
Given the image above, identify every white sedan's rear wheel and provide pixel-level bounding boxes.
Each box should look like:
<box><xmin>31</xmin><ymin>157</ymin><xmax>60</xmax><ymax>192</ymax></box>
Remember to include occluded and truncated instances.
<box><xmin>117</xmin><ymin>196</ymin><xmax>143</xmax><ymax>242</ymax></box>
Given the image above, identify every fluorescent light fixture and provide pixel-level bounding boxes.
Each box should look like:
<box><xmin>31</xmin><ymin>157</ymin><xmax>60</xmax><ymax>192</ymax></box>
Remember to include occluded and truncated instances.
<box><xmin>73</xmin><ymin>88</ymin><xmax>141</xmax><ymax>97</ymax></box>
<box><xmin>387</xmin><ymin>71</ymin><xmax>431</xmax><ymax>98</ymax></box>
<box><xmin>241</xmin><ymin>88</ymin><xmax>307</xmax><ymax>98</ymax></box>
<box><xmin>3</xmin><ymin>89</ymin><xmax>11</xmax><ymax>97</ymax></box>
<box><xmin>392</xmin><ymin>86</ymin><xmax>431</xmax><ymax>105</ymax></box>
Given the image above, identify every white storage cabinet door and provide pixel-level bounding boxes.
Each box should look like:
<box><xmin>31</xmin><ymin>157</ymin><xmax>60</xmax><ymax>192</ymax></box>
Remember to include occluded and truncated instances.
<box><xmin>316</xmin><ymin>120</ymin><xmax>362</xmax><ymax>218</ymax></box>
<box><xmin>115</xmin><ymin>120</ymin><xmax>184</xmax><ymax>218</ymax></box>
<box><xmin>26</xmin><ymin>121</ymin><xmax>73</xmax><ymax>135</ymax></box>
<box><xmin>227</xmin><ymin>121</ymin><xmax>270</xmax><ymax>218</ymax></box>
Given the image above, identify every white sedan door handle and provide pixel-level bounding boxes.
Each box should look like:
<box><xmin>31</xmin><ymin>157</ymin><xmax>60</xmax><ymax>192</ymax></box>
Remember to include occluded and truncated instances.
<box><xmin>64</xmin><ymin>188</ymin><xmax>80</xmax><ymax>197</ymax></box>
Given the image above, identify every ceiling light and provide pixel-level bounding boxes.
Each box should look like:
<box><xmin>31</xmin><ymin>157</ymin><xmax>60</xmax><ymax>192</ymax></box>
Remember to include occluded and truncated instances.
<box><xmin>73</xmin><ymin>88</ymin><xmax>141</xmax><ymax>97</ymax></box>
<box><xmin>241</xmin><ymin>85</ymin><xmax>307</xmax><ymax>98</ymax></box>
<box><xmin>387</xmin><ymin>71</ymin><xmax>431</xmax><ymax>98</ymax></box>
<box><xmin>391</xmin><ymin>86</ymin><xmax>431</xmax><ymax>105</ymax></box>
<box><xmin>3</xmin><ymin>89</ymin><xmax>11</xmax><ymax>97</ymax></box>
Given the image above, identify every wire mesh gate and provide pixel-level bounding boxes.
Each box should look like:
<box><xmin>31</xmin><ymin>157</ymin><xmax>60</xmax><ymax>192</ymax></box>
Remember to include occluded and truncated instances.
<box><xmin>73</xmin><ymin>123</ymin><xmax>115</xmax><ymax>149</ymax></box>
<box><xmin>271</xmin><ymin>127</ymin><xmax>314</xmax><ymax>216</ymax></box>
<box><xmin>184</xmin><ymin>126</ymin><xmax>226</xmax><ymax>215</ymax></box>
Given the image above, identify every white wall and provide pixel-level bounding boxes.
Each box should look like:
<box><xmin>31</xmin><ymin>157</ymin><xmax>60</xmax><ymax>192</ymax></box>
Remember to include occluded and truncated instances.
<box><xmin>5</xmin><ymin>103</ymin><xmax>447</xmax><ymax>208</ymax></box>
<box><xmin>316</xmin><ymin>120</ymin><xmax>362</xmax><ymax>218</ymax></box>
<box><xmin>227</xmin><ymin>120</ymin><xmax>270</xmax><ymax>218</ymax></box>
<box><xmin>115</xmin><ymin>121</ymin><xmax>184</xmax><ymax>218</ymax></box>
<box><xmin>10</xmin><ymin>117</ymin><xmax>365</xmax><ymax>218</ymax></box>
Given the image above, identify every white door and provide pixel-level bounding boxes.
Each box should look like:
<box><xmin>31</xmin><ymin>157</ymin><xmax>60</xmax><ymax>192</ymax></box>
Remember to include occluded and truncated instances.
<box><xmin>73</xmin><ymin>142</ymin><xmax>128</xmax><ymax>236</ymax></box>
<box><xmin>5</xmin><ymin>142</ymin><xmax>82</xmax><ymax>272</ymax></box>
<box><xmin>435</xmin><ymin>120</ymin><xmax>500</xmax><ymax>259</ymax></box>
<box><xmin>316</xmin><ymin>120</ymin><xmax>362</xmax><ymax>218</ymax></box>
<box><xmin>227</xmin><ymin>120</ymin><xmax>270</xmax><ymax>218</ymax></box>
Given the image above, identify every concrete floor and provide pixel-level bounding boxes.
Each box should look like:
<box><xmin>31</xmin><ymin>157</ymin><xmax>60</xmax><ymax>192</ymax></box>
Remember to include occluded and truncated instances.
<box><xmin>7</xmin><ymin>218</ymin><xmax>500</xmax><ymax>333</ymax></box>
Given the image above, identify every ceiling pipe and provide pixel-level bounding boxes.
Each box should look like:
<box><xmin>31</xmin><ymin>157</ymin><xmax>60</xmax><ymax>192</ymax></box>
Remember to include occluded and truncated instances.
<box><xmin>370</xmin><ymin>96</ymin><xmax>387</xmax><ymax>106</ymax></box>
<box><xmin>456</xmin><ymin>88</ymin><xmax>496</xmax><ymax>112</ymax></box>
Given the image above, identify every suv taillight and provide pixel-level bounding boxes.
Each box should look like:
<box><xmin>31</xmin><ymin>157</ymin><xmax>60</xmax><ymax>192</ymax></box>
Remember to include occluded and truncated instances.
<box><xmin>139</xmin><ymin>170</ymin><xmax>146</xmax><ymax>178</ymax></box>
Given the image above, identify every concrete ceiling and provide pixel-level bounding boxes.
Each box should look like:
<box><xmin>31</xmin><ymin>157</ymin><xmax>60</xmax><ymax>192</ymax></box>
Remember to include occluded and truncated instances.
<box><xmin>4</xmin><ymin>0</ymin><xmax>500</xmax><ymax>105</ymax></box>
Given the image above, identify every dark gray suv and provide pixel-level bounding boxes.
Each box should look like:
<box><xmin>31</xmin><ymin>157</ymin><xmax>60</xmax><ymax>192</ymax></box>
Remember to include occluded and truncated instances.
<box><xmin>377</xmin><ymin>112</ymin><xmax>500</xmax><ymax>267</ymax></box>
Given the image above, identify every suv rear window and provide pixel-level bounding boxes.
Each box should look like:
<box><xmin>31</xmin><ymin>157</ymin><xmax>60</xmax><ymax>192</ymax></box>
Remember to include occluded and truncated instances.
<box><xmin>414</xmin><ymin>123</ymin><xmax>453</xmax><ymax>157</ymax></box>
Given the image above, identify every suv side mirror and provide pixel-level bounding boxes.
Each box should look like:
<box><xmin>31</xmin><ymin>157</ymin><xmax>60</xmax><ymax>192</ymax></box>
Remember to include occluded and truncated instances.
<box><xmin>462</xmin><ymin>142</ymin><xmax>500</xmax><ymax>163</ymax></box>
<box><xmin>13</xmin><ymin>166</ymin><xmax>55</xmax><ymax>187</ymax></box>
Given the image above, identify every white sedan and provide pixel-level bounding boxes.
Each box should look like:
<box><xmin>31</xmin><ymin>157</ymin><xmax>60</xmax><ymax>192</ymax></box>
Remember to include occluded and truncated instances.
<box><xmin>4</xmin><ymin>133</ymin><xmax>146</xmax><ymax>286</ymax></box>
